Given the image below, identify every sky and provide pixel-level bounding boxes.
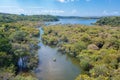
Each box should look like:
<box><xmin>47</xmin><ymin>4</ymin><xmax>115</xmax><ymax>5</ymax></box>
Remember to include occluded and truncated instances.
<box><xmin>0</xmin><ymin>0</ymin><xmax>120</xmax><ymax>16</ymax></box>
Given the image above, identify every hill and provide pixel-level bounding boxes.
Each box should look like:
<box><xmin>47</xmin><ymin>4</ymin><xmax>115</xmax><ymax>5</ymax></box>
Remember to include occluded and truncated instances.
<box><xmin>95</xmin><ymin>16</ymin><xmax>120</xmax><ymax>27</ymax></box>
<box><xmin>0</xmin><ymin>13</ymin><xmax>59</xmax><ymax>23</ymax></box>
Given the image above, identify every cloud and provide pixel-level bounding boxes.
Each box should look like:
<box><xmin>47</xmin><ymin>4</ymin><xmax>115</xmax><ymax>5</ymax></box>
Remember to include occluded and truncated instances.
<box><xmin>102</xmin><ymin>10</ymin><xmax>119</xmax><ymax>16</ymax></box>
<box><xmin>0</xmin><ymin>6</ymin><xmax>65</xmax><ymax>15</ymax></box>
<box><xmin>58</xmin><ymin>0</ymin><xmax>66</xmax><ymax>3</ymax></box>
<box><xmin>113</xmin><ymin>11</ymin><xmax>119</xmax><ymax>15</ymax></box>
<box><xmin>0</xmin><ymin>6</ymin><xmax>16</xmax><ymax>8</ymax></box>
<box><xmin>57</xmin><ymin>0</ymin><xmax>79</xmax><ymax>3</ymax></box>
<box><xmin>71</xmin><ymin>9</ymin><xmax>77</xmax><ymax>14</ymax></box>
<box><xmin>0</xmin><ymin>6</ymin><xmax>24</xmax><ymax>14</ymax></box>
<box><xmin>40</xmin><ymin>9</ymin><xmax>65</xmax><ymax>14</ymax></box>
<box><xmin>85</xmin><ymin>0</ymin><xmax>91</xmax><ymax>2</ymax></box>
<box><xmin>103</xmin><ymin>10</ymin><xmax>108</xmax><ymax>15</ymax></box>
<box><xmin>57</xmin><ymin>0</ymin><xmax>92</xmax><ymax>3</ymax></box>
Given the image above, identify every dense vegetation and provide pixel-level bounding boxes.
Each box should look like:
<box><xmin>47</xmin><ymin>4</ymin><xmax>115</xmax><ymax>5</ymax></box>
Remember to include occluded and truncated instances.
<box><xmin>0</xmin><ymin>12</ymin><xmax>120</xmax><ymax>80</ymax></box>
<box><xmin>0</xmin><ymin>22</ymin><xmax>40</xmax><ymax>79</ymax></box>
<box><xmin>0</xmin><ymin>13</ymin><xmax>59</xmax><ymax>23</ymax></box>
<box><xmin>42</xmin><ymin>24</ymin><xmax>120</xmax><ymax>80</ymax></box>
<box><xmin>57</xmin><ymin>16</ymin><xmax>100</xmax><ymax>19</ymax></box>
<box><xmin>0</xmin><ymin>13</ymin><xmax>60</xmax><ymax>80</ymax></box>
<box><xmin>95</xmin><ymin>16</ymin><xmax>120</xmax><ymax>27</ymax></box>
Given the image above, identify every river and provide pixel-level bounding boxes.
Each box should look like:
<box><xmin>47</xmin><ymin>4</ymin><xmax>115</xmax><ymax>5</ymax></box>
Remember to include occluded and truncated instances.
<box><xmin>34</xmin><ymin>18</ymin><xmax>98</xmax><ymax>80</ymax></box>
<box><xmin>45</xmin><ymin>18</ymin><xmax>97</xmax><ymax>25</ymax></box>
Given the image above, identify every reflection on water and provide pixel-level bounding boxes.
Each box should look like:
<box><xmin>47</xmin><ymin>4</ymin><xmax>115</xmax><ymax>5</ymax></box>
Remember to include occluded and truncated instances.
<box><xmin>18</xmin><ymin>57</ymin><xmax>27</xmax><ymax>72</ymax></box>
<box><xmin>35</xmin><ymin>19</ymin><xmax>97</xmax><ymax>80</ymax></box>
<box><xmin>35</xmin><ymin>28</ymin><xmax>81</xmax><ymax>80</ymax></box>
<box><xmin>46</xmin><ymin>18</ymin><xmax>97</xmax><ymax>26</ymax></box>
<box><xmin>18</xmin><ymin>57</ymin><xmax>23</xmax><ymax>71</ymax></box>
<box><xmin>35</xmin><ymin>43</ymin><xmax>81</xmax><ymax>80</ymax></box>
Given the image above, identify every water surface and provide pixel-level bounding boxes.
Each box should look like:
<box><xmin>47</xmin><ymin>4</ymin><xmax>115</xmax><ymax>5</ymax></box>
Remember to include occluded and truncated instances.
<box><xmin>36</xmin><ymin>43</ymin><xmax>80</xmax><ymax>80</ymax></box>
<box><xmin>35</xmin><ymin>19</ymin><xmax>97</xmax><ymax>80</ymax></box>
<box><xmin>46</xmin><ymin>18</ymin><xmax>97</xmax><ymax>25</ymax></box>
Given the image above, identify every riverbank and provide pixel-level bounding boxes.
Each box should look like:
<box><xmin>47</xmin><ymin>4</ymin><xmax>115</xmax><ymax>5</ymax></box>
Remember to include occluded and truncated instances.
<box><xmin>34</xmin><ymin>27</ymin><xmax>81</xmax><ymax>80</ymax></box>
<box><xmin>0</xmin><ymin>20</ymin><xmax>43</xmax><ymax>80</ymax></box>
<box><xmin>42</xmin><ymin>24</ymin><xmax>120</xmax><ymax>80</ymax></box>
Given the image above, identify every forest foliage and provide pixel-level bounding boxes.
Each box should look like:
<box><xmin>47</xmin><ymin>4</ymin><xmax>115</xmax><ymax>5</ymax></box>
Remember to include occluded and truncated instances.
<box><xmin>42</xmin><ymin>24</ymin><xmax>120</xmax><ymax>80</ymax></box>
<box><xmin>0</xmin><ymin>12</ymin><xmax>120</xmax><ymax>80</ymax></box>
<box><xmin>0</xmin><ymin>22</ymin><xmax>40</xmax><ymax>79</ymax></box>
<box><xmin>0</xmin><ymin>13</ymin><xmax>56</xmax><ymax>80</ymax></box>
<box><xmin>0</xmin><ymin>13</ymin><xmax>59</xmax><ymax>23</ymax></box>
<box><xmin>95</xmin><ymin>16</ymin><xmax>120</xmax><ymax>27</ymax></box>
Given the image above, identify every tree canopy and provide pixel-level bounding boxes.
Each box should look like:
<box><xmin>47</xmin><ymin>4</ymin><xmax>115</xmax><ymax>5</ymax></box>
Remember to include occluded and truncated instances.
<box><xmin>95</xmin><ymin>16</ymin><xmax>120</xmax><ymax>27</ymax></box>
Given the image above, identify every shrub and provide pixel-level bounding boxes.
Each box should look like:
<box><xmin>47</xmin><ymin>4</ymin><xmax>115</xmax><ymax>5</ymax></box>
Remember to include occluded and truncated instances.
<box><xmin>14</xmin><ymin>75</ymin><xmax>38</xmax><ymax>80</ymax></box>
<box><xmin>75</xmin><ymin>74</ymin><xmax>94</xmax><ymax>80</ymax></box>
<box><xmin>80</xmin><ymin>58</ymin><xmax>93</xmax><ymax>71</ymax></box>
<box><xmin>90</xmin><ymin>64</ymin><xmax>110</xmax><ymax>77</ymax></box>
